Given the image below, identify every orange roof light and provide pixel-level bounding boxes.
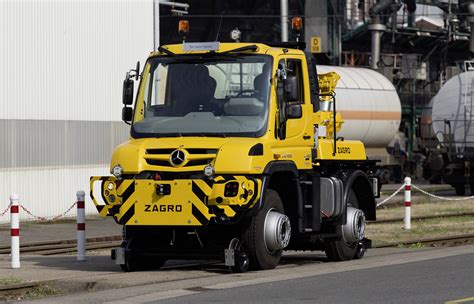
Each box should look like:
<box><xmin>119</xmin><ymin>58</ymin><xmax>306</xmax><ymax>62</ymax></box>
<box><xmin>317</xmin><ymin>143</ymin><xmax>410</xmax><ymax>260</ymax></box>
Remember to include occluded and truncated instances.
<box><xmin>291</xmin><ymin>17</ymin><xmax>303</xmax><ymax>33</ymax></box>
<box><xmin>178</xmin><ymin>20</ymin><xmax>189</xmax><ymax>35</ymax></box>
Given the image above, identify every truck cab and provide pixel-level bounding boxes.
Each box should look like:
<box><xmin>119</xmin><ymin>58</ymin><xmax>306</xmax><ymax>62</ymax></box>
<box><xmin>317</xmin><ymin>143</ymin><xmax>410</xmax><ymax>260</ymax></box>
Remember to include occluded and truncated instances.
<box><xmin>91</xmin><ymin>41</ymin><xmax>377</xmax><ymax>272</ymax></box>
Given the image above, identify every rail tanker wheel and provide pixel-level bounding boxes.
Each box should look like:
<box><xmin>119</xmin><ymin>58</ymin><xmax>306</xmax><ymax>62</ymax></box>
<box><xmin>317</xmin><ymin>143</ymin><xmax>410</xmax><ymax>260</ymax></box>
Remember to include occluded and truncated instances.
<box><xmin>324</xmin><ymin>189</ymin><xmax>366</xmax><ymax>261</ymax></box>
<box><xmin>242</xmin><ymin>189</ymin><xmax>291</xmax><ymax>270</ymax></box>
<box><xmin>455</xmin><ymin>184</ymin><xmax>466</xmax><ymax>196</ymax></box>
<box><xmin>470</xmin><ymin>183</ymin><xmax>474</xmax><ymax>195</ymax></box>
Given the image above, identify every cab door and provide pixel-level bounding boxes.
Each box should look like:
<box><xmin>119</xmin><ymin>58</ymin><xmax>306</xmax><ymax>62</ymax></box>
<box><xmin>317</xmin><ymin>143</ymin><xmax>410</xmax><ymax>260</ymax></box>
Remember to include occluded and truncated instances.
<box><xmin>276</xmin><ymin>56</ymin><xmax>310</xmax><ymax>141</ymax></box>
<box><xmin>273</xmin><ymin>55</ymin><xmax>313</xmax><ymax>169</ymax></box>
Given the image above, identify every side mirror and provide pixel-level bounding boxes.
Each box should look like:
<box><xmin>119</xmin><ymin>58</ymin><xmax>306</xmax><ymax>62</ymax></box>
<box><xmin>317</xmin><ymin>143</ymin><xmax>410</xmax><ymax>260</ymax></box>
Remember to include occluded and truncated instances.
<box><xmin>135</xmin><ymin>61</ymin><xmax>140</xmax><ymax>80</ymax></box>
<box><xmin>286</xmin><ymin>104</ymin><xmax>302</xmax><ymax>119</ymax></box>
<box><xmin>123</xmin><ymin>75</ymin><xmax>134</xmax><ymax>105</ymax></box>
<box><xmin>122</xmin><ymin>107</ymin><xmax>133</xmax><ymax>123</ymax></box>
<box><xmin>285</xmin><ymin>75</ymin><xmax>298</xmax><ymax>102</ymax></box>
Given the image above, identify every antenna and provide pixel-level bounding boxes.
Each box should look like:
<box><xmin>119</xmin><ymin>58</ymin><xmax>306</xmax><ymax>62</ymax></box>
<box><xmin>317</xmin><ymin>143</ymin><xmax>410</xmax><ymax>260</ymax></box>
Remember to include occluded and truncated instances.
<box><xmin>215</xmin><ymin>16</ymin><xmax>223</xmax><ymax>41</ymax></box>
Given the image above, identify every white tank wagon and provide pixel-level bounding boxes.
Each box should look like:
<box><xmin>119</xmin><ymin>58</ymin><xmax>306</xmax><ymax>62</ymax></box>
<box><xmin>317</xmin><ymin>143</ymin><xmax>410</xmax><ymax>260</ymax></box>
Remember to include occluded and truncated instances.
<box><xmin>424</xmin><ymin>70</ymin><xmax>474</xmax><ymax>195</ymax></box>
<box><xmin>431</xmin><ymin>71</ymin><xmax>474</xmax><ymax>153</ymax></box>
<box><xmin>317</xmin><ymin>65</ymin><xmax>401</xmax><ymax>147</ymax></box>
<box><xmin>317</xmin><ymin>66</ymin><xmax>403</xmax><ymax>182</ymax></box>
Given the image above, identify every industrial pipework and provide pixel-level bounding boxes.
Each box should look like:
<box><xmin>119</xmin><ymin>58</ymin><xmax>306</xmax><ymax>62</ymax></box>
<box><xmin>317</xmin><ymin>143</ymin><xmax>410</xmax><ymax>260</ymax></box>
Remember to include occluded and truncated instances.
<box><xmin>467</xmin><ymin>2</ymin><xmax>474</xmax><ymax>54</ymax></box>
<box><xmin>368</xmin><ymin>0</ymin><xmax>391</xmax><ymax>69</ymax></box>
<box><xmin>368</xmin><ymin>19</ymin><xmax>386</xmax><ymax>70</ymax></box>
<box><xmin>280</xmin><ymin>0</ymin><xmax>289</xmax><ymax>42</ymax></box>
<box><xmin>368</xmin><ymin>0</ymin><xmax>413</xmax><ymax>69</ymax></box>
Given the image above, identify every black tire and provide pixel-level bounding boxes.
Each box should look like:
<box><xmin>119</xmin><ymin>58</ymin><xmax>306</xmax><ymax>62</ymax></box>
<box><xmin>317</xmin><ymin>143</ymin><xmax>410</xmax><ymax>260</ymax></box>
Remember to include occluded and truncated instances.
<box><xmin>242</xmin><ymin>189</ymin><xmax>285</xmax><ymax>270</ymax></box>
<box><xmin>119</xmin><ymin>239</ymin><xmax>166</xmax><ymax>272</ymax></box>
<box><xmin>120</xmin><ymin>251</ymin><xmax>166</xmax><ymax>272</ymax></box>
<box><xmin>120</xmin><ymin>249</ymin><xmax>139</xmax><ymax>272</ymax></box>
<box><xmin>324</xmin><ymin>190</ymin><xmax>363</xmax><ymax>261</ymax></box>
<box><xmin>455</xmin><ymin>184</ymin><xmax>466</xmax><ymax>196</ymax></box>
<box><xmin>145</xmin><ymin>256</ymin><xmax>167</xmax><ymax>270</ymax></box>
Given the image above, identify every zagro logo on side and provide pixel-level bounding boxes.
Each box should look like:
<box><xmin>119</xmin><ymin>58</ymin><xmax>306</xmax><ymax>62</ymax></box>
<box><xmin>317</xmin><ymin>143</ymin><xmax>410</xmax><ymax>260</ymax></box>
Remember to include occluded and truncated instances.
<box><xmin>145</xmin><ymin>205</ymin><xmax>183</xmax><ymax>212</ymax></box>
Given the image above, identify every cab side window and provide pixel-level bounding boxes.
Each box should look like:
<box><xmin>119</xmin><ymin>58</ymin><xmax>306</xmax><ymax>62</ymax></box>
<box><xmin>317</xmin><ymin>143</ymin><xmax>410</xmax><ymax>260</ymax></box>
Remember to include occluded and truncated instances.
<box><xmin>285</xmin><ymin>60</ymin><xmax>304</xmax><ymax>104</ymax></box>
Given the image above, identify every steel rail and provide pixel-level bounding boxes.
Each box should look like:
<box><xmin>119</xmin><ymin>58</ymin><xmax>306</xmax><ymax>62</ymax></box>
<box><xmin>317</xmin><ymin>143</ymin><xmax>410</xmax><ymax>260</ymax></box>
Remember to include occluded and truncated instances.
<box><xmin>1</xmin><ymin>231</ymin><xmax>473</xmax><ymax>256</ymax></box>
<box><xmin>369</xmin><ymin>211</ymin><xmax>474</xmax><ymax>224</ymax></box>
<box><xmin>0</xmin><ymin>282</ymin><xmax>42</xmax><ymax>300</ymax></box>
<box><xmin>374</xmin><ymin>233</ymin><xmax>474</xmax><ymax>248</ymax></box>
<box><xmin>0</xmin><ymin>235</ymin><xmax>121</xmax><ymax>255</ymax></box>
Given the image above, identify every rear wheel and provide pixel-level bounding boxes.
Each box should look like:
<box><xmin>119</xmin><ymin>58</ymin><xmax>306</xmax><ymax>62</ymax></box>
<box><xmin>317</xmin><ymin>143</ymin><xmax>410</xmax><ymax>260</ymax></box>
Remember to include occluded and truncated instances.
<box><xmin>242</xmin><ymin>189</ymin><xmax>291</xmax><ymax>270</ymax></box>
<box><xmin>324</xmin><ymin>190</ymin><xmax>366</xmax><ymax>261</ymax></box>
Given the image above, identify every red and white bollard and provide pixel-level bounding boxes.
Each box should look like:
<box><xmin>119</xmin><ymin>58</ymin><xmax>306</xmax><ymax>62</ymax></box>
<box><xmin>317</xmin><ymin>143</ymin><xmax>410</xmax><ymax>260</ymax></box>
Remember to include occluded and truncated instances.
<box><xmin>76</xmin><ymin>190</ymin><xmax>86</xmax><ymax>261</ymax></box>
<box><xmin>10</xmin><ymin>194</ymin><xmax>20</xmax><ymax>269</ymax></box>
<box><xmin>404</xmin><ymin>177</ymin><xmax>411</xmax><ymax>230</ymax></box>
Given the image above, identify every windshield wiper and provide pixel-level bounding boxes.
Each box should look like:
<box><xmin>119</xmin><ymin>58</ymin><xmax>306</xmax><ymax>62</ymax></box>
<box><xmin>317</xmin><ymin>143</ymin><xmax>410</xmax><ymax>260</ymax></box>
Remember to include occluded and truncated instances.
<box><xmin>154</xmin><ymin>132</ymin><xmax>183</xmax><ymax>138</ymax></box>
<box><xmin>158</xmin><ymin>46</ymin><xmax>176</xmax><ymax>57</ymax></box>
<box><xmin>218</xmin><ymin>45</ymin><xmax>258</xmax><ymax>55</ymax></box>
<box><xmin>179</xmin><ymin>132</ymin><xmax>228</xmax><ymax>138</ymax></box>
<box><xmin>153</xmin><ymin>132</ymin><xmax>230</xmax><ymax>138</ymax></box>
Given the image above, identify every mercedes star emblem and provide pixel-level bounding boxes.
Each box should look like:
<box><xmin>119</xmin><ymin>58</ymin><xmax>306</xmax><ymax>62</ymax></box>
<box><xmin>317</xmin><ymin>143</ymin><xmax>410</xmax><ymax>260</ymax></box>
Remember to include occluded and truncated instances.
<box><xmin>170</xmin><ymin>149</ymin><xmax>186</xmax><ymax>166</ymax></box>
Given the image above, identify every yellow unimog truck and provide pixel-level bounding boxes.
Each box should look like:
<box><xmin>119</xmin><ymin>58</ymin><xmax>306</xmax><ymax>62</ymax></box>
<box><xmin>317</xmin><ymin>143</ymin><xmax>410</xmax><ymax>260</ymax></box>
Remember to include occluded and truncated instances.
<box><xmin>90</xmin><ymin>23</ymin><xmax>378</xmax><ymax>272</ymax></box>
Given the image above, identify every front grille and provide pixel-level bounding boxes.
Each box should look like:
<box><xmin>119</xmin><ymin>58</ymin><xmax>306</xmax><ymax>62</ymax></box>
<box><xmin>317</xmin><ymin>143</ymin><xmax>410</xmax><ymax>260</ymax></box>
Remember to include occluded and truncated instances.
<box><xmin>145</xmin><ymin>159</ymin><xmax>171</xmax><ymax>166</ymax></box>
<box><xmin>144</xmin><ymin>148</ymin><xmax>217</xmax><ymax>168</ymax></box>
<box><xmin>186</xmin><ymin>159</ymin><xmax>213</xmax><ymax>166</ymax></box>
<box><xmin>146</xmin><ymin>148</ymin><xmax>176</xmax><ymax>155</ymax></box>
<box><xmin>146</xmin><ymin>148</ymin><xmax>218</xmax><ymax>155</ymax></box>
<box><xmin>186</xmin><ymin>149</ymin><xmax>218</xmax><ymax>154</ymax></box>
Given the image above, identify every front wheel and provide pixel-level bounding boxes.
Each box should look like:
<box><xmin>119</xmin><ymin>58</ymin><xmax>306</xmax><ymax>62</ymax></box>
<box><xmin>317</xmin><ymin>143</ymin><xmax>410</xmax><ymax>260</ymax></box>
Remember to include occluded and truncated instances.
<box><xmin>242</xmin><ymin>189</ymin><xmax>291</xmax><ymax>270</ymax></box>
<box><xmin>120</xmin><ymin>251</ymin><xmax>166</xmax><ymax>272</ymax></box>
<box><xmin>119</xmin><ymin>238</ymin><xmax>166</xmax><ymax>272</ymax></box>
<box><xmin>324</xmin><ymin>190</ymin><xmax>366</xmax><ymax>261</ymax></box>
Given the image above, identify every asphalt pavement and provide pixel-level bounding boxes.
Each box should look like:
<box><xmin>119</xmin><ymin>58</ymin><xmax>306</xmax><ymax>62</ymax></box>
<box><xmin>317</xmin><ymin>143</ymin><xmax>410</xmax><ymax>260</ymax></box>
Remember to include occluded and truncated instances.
<box><xmin>14</xmin><ymin>245</ymin><xmax>473</xmax><ymax>303</ymax></box>
<box><xmin>160</xmin><ymin>253</ymin><xmax>474</xmax><ymax>304</ymax></box>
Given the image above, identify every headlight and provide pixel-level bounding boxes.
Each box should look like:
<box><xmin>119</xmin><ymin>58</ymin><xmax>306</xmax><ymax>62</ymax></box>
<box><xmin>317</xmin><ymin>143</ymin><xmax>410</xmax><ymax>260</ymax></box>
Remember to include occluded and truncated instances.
<box><xmin>204</xmin><ymin>165</ymin><xmax>214</xmax><ymax>177</ymax></box>
<box><xmin>112</xmin><ymin>165</ymin><xmax>123</xmax><ymax>178</ymax></box>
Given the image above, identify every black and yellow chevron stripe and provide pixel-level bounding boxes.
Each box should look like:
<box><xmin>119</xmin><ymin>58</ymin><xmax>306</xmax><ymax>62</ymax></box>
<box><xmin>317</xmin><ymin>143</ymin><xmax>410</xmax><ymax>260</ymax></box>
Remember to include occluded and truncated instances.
<box><xmin>90</xmin><ymin>175</ymin><xmax>262</xmax><ymax>226</ymax></box>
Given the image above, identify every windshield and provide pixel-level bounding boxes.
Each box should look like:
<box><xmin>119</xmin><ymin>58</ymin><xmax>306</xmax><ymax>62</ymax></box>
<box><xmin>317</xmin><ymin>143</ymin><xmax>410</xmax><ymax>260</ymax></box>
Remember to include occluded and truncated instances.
<box><xmin>132</xmin><ymin>55</ymin><xmax>273</xmax><ymax>137</ymax></box>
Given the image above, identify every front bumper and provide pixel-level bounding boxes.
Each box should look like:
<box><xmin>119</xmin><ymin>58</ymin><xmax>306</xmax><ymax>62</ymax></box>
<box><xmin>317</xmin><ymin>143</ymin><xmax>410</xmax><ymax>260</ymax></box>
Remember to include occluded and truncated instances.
<box><xmin>90</xmin><ymin>176</ymin><xmax>262</xmax><ymax>226</ymax></box>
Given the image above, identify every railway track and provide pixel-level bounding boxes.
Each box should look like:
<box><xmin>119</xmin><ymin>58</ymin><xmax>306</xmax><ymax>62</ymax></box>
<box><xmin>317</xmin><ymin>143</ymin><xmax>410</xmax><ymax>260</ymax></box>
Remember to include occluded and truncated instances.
<box><xmin>0</xmin><ymin>227</ymin><xmax>472</xmax><ymax>257</ymax></box>
<box><xmin>0</xmin><ymin>235</ymin><xmax>121</xmax><ymax>256</ymax></box>
<box><xmin>1</xmin><ymin>233</ymin><xmax>473</xmax><ymax>300</ymax></box>
<box><xmin>0</xmin><ymin>281</ymin><xmax>43</xmax><ymax>300</ymax></box>
<box><xmin>370</xmin><ymin>211</ymin><xmax>474</xmax><ymax>224</ymax></box>
<box><xmin>374</xmin><ymin>233</ymin><xmax>474</xmax><ymax>248</ymax></box>
<box><xmin>0</xmin><ymin>211</ymin><xmax>471</xmax><ymax>255</ymax></box>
